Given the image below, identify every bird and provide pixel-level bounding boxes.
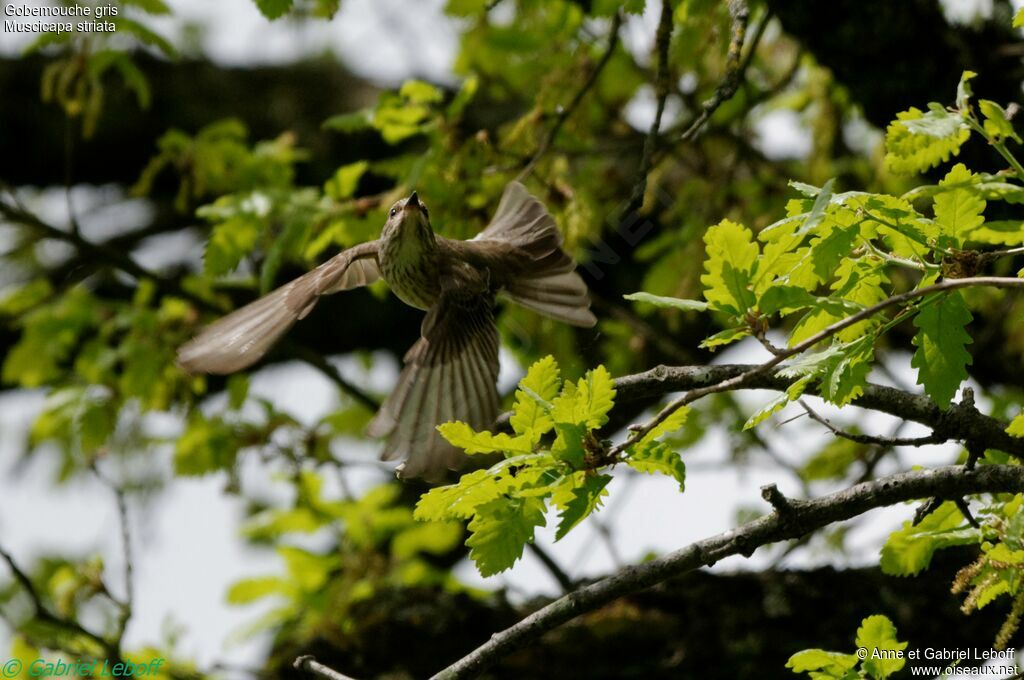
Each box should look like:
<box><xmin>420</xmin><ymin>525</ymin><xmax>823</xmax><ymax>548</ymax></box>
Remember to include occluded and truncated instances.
<box><xmin>177</xmin><ymin>181</ymin><xmax>597</xmax><ymax>479</ymax></box>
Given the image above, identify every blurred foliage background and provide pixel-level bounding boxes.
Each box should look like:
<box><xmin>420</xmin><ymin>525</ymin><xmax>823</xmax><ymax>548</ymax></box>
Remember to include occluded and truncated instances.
<box><xmin>2</xmin><ymin>0</ymin><xmax>1024</xmax><ymax>678</ymax></box>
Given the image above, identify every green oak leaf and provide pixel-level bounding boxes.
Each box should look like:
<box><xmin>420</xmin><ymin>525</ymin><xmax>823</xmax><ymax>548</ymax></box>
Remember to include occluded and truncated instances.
<box><xmin>856</xmin><ymin>615</ymin><xmax>907</xmax><ymax>679</ymax></box>
<box><xmin>979</xmin><ymin>100</ymin><xmax>1022</xmax><ymax>144</ymax></box>
<box><xmin>551</xmin><ymin>365</ymin><xmax>616</xmax><ymax>429</ymax></box>
<box><xmin>466</xmin><ymin>497</ymin><xmax>547</xmax><ymax>576</ymax></box>
<box><xmin>911</xmin><ymin>291</ymin><xmax>973</xmax><ymax>407</ymax></box>
<box><xmin>626</xmin><ymin>440</ymin><xmax>686</xmax><ymax>491</ymax></box>
<box><xmin>880</xmin><ymin>502</ymin><xmax>978</xmax><ymax>576</ymax></box>
<box><xmin>414</xmin><ymin>469</ymin><xmax>511</xmax><ymax>521</ymax></box>
<box><xmin>933</xmin><ymin>163</ymin><xmax>985</xmax><ymax>247</ymax></box>
<box><xmin>624</xmin><ymin>292</ymin><xmax>708</xmax><ymax>312</ymax></box>
<box><xmin>785</xmin><ymin>649</ymin><xmax>858</xmax><ymax>676</ymax></box>
<box><xmin>701</xmin><ymin>219</ymin><xmax>759</xmax><ymax>316</ymax></box>
<box><xmin>511</xmin><ymin>355</ymin><xmax>561</xmax><ymax>441</ymax></box>
<box><xmin>885</xmin><ymin>106</ymin><xmax>970</xmax><ymax>174</ymax></box>
<box><xmin>1008</xmin><ymin>413</ymin><xmax>1024</xmax><ymax>438</ymax></box>
<box><xmin>437</xmin><ymin>422</ymin><xmax>534</xmax><ymax>456</ymax></box>
<box><xmin>555</xmin><ymin>474</ymin><xmax>611</xmax><ymax>540</ymax></box>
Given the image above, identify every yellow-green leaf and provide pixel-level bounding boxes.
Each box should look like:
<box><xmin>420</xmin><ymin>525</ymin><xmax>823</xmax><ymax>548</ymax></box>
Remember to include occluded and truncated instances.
<box><xmin>510</xmin><ymin>355</ymin><xmax>561</xmax><ymax>441</ymax></box>
<box><xmin>551</xmin><ymin>365</ymin><xmax>616</xmax><ymax>429</ymax></box>
<box><xmin>626</xmin><ymin>440</ymin><xmax>685</xmax><ymax>491</ymax></box>
<box><xmin>933</xmin><ymin>163</ymin><xmax>986</xmax><ymax>246</ymax></box>
<box><xmin>880</xmin><ymin>502</ymin><xmax>977</xmax><ymax>576</ymax></box>
<box><xmin>856</xmin><ymin>615</ymin><xmax>908</xmax><ymax>678</ymax></box>
<box><xmin>701</xmin><ymin>219</ymin><xmax>759</xmax><ymax>316</ymax></box>
<box><xmin>438</xmin><ymin>421</ymin><xmax>534</xmax><ymax>455</ymax></box>
<box><xmin>911</xmin><ymin>291</ymin><xmax>973</xmax><ymax>407</ymax></box>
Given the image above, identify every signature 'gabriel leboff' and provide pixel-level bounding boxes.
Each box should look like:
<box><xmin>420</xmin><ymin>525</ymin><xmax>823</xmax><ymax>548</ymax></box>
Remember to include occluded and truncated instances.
<box><xmin>177</xmin><ymin>182</ymin><xmax>596</xmax><ymax>479</ymax></box>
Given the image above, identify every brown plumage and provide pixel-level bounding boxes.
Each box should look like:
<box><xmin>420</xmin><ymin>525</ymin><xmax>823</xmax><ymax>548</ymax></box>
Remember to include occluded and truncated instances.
<box><xmin>177</xmin><ymin>181</ymin><xmax>596</xmax><ymax>479</ymax></box>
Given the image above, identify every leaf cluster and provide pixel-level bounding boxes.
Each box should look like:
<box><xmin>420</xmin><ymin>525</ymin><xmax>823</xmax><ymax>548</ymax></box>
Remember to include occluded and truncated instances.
<box><xmin>787</xmin><ymin>614</ymin><xmax>907</xmax><ymax>679</ymax></box>
<box><xmin>414</xmin><ymin>356</ymin><xmax>687</xmax><ymax>575</ymax></box>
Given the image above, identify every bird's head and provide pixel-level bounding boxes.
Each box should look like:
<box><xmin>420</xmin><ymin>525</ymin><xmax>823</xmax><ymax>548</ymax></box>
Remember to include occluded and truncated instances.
<box><xmin>382</xmin><ymin>191</ymin><xmax>435</xmax><ymax>248</ymax></box>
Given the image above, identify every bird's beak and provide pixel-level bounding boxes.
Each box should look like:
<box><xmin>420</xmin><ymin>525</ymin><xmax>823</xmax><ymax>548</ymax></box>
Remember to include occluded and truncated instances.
<box><xmin>405</xmin><ymin>191</ymin><xmax>420</xmax><ymax>210</ymax></box>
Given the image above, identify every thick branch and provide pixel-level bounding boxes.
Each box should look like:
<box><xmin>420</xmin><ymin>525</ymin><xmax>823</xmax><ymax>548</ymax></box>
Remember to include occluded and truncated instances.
<box><xmin>495</xmin><ymin>359</ymin><xmax>1024</xmax><ymax>459</ymax></box>
<box><xmin>612</xmin><ymin>363</ymin><xmax>1024</xmax><ymax>459</ymax></box>
<box><xmin>615</xmin><ymin>277</ymin><xmax>1024</xmax><ymax>456</ymax></box>
<box><xmin>429</xmin><ymin>464</ymin><xmax>1024</xmax><ymax>679</ymax></box>
<box><xmin>294</xmin><ymin>656</ymin><xmax>361</xmax><ymax>680</ymax></box>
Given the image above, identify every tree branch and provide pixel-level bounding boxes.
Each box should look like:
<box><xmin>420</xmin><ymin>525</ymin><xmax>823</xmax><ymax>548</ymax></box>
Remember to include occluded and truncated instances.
<box><xmin>0</xmin><ymin>193</ymin><xmax>160</xmax><ymax>284</ymax></box>
<box><xmin>0</xmin><ymin>192</ymin><xmax>381</xmax><ymax>410</ymax></box>
<box><xmin>798</xmin><ymin>400</ymin><xmax>945</xmax><ymax>448</ymax></box>
<box><xmin>426</xmin><ymin>464</ymin><xmax>1024</xmax><ymax>679</ymax></box>
<box><xmin>294</xmin><ymin>656</ymin><xmax>362</xmax><ymax>680</ymax></box>
<box><xmin>285</xmin><ymin>341</ymin><xmax>381</xmax><ymax>413</ymax></box>
<box><xmin>516</xmin><ymin>12</ymin><xmax>623</xmax><ymax>182</ymax></box>
<box><xmin>90</xmin><ymin>465</ymin><xmax>135</xmax><ymax>651</ymax></box>
<box><xmin>608</xmin><ymin>363</ymin><xmax>1024</xmax><ymax>459</ymax></box>
<box><xmin>668</xmin><ymin>0</ymin><xmax>751</xmax><ymax>145</ymax></box>
<box><xmin>618</xmin><ymin>0</ymin><xmax>675</xmax><ymax>222</ymax></box>
<box><xmin>495</xmin><ymin>358</ymin><xmax>1024</xmax><ymax>461</ymax></box>
<box><xmin>612</xmin><ymin>276</ymin><xmax>1024</xmax><ymax>458</ymax></box>
<box><xmin>527</xmin><ymin>543</ymin><xmax>575</xmax><ymax>593</ymax></box>
<box><xmin>0</xmin><ymin>544</ymin><xmax>114</xmax><ymax>655</ymax></box>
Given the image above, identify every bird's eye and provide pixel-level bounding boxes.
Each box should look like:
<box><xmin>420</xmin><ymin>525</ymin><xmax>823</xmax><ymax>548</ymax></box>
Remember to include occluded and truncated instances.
<box><xmin>389</xmin><ymin>207</ymin><xmax>397</xmax><ymax>217</ymax></box>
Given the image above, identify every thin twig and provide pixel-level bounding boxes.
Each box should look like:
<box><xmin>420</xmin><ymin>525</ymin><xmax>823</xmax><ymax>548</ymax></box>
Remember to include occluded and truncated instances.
<box><xmin>0</xmin><ymin>545</ymin><xmax>48</xmax><ymax>618</ymax></box>
<box><xmin>737</xmin><ymin>7</ymin><xmax>770</xmax><ymax>77</ymax></box>
<box><xmin>618</xmin><ymin>0</ymin><xmax>675</xmax><ymax>222</ymax></box>
<box><xmin>798</xmin><ymin>400</ymin><xmax>944</xmax><ymax>448</ymax></box>
<box><xmin>854</xmin><ymin>420</ymin><xmax>910</xmax><ymax>484</ymax></box>
<box><xmin>954</xmin><ymin>497</ymin><xmax>981</xmax><ymax>528</ymax></box>
<box><xmin>982</xmin><ymin>245</ymin><xmax>1024</xmax><ymax>258</ymax></box>
<box><xmin>0</xmin><ymin>197</ymin><xmax>159</xmax><ymax>283</ymax></box>
<box><xmin>527</xmin><ymin>543</ymin><xmax>575</xmax><ymax>593</ymax></box>
<box><xmin>64</xmin><ymin>115</ymin><xmax>81</xmax><ymax>238</ymax></box>
<box><xmin>516</xmin><ymin>12</ymin><xmax>624</xmax><ymax>182</ymax></box>
<box><xmin>105</xmin><ymin>476</ymin><xmax>135</xmax><ymax>646</ymax></box>
<box><xmin>423</xmin><ymin>464</ymin><xmax>1024</xmax><ymax>679</ymax></box>
<box><xmin>0</xmin><ymin>544</ymin><xmax>113</xmax><ymax>653</ymax></box>
<box><xmin>977</xmin><ymin>244</ymin><xmax>1024</xmax><ymax>270</ymax></box>
<box><xmin>670</xmin><ymin>0</ymin><xmax>751</xmax><ymax>145</ymax></box>
<box><xmin>285</xmin><ymin>341</ymin><xmax>381</xmax><ymax>412</ymax></box>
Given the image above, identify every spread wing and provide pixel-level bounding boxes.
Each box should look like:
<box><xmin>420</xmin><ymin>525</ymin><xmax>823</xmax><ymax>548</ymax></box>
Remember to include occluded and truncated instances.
<box><xmin>367</xmin><ymin>285</ymin><xmax>500</xmax><ymax>480</ymax></box>
<box><xmin>469</xmin><ymin>181</ymin><xmax>596</xmax><ymax>327</ymax></box>
<box><xmin>177</xmin><ymin>240</ymin><xmax>381</xmax><ymax>374</ymax></box>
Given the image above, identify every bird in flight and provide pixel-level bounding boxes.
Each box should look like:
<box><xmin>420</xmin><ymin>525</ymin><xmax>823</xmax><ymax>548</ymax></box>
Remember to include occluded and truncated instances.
<box><xmin>178</xmin><ymin>182</ymin><xmax>596</xmax><ymax>479</ymax></box>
